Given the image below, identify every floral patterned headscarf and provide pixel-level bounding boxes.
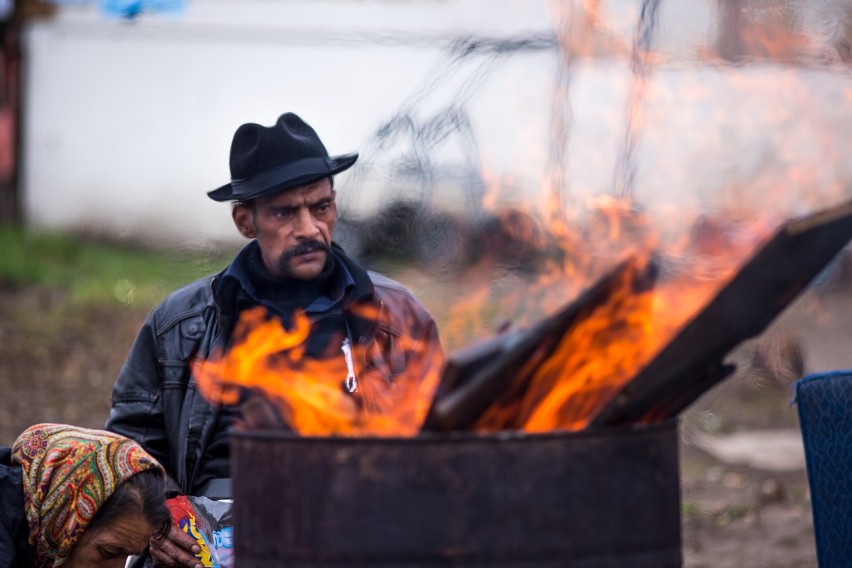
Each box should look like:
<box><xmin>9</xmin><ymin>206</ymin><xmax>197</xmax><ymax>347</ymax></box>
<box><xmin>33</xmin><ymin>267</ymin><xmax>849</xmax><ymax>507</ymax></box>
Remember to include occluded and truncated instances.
<box><xmin>11</xmin><ymin>423</ymin><xmax>164</xmax><ymax>567</ymax></box>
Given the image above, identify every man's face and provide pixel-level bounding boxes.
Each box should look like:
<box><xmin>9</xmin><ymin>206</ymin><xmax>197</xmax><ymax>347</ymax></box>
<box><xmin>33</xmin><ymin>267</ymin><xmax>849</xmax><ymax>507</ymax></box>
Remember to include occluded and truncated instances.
<box><xmin>233</xmin><ymin>178</ymin><xmax>337</xmax><ymax>281</ymax></box>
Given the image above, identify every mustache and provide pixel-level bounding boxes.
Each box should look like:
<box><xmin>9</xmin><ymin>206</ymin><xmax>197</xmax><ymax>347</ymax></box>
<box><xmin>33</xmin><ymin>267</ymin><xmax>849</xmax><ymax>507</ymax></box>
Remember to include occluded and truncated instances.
<box><xmin>282</xmin><ymin>240</ymin><xmax>331</xmax><ymax>261</ymax></box>
<box><xmin>278</xmin><ymin>241</ymin><xmax>335</xmax><ymax>279</ymax></box>
<box><xmin>284</xmin><ymin>241</ymin><xmax>331</xmax><ymax>258</ymax></box>
<box><xmin>273</xmin><ymin>240</ymin><xmax>335</xmax><ymax>281</ymax></box>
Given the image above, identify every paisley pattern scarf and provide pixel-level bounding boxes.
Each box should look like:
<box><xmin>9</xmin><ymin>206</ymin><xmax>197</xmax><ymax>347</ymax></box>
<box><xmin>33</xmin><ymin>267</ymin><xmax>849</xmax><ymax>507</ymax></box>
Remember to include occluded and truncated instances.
<box><xmin>10</xmin><ymin>423</ymin><xmax>163</xmax><ymax>567</ymax></box>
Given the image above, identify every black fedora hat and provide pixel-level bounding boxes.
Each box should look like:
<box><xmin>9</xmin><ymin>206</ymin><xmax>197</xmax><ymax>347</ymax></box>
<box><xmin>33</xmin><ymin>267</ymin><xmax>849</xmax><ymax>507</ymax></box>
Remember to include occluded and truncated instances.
<box><xmin>208</xmin><ymin>113</ymin><xmax>358</xmax><ymax>202</ymax></box>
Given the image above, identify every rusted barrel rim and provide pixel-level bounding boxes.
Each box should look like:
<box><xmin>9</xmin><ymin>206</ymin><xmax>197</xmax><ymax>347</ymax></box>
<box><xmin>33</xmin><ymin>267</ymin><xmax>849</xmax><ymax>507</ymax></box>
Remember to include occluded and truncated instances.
<box><xmin>230</xmin><ymin>419</ymin><xmax>677</xmax><ymax>445</ymax></box>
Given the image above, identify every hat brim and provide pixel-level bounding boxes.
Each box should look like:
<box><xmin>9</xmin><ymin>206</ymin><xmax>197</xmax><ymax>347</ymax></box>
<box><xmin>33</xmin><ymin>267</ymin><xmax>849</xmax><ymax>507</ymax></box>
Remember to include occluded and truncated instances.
<box><xmin>208</xmin><ymin>152</ymin><xmax>358</xmax><ymax>202</ymax></box>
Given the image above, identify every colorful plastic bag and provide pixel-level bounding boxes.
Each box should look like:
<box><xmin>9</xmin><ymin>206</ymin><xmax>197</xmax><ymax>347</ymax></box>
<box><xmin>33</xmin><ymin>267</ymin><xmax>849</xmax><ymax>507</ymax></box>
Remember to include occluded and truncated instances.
<box><xmin>166</xmin><ymin>495</ymin><xmax>234</xmax><ymax>568</ymax></box>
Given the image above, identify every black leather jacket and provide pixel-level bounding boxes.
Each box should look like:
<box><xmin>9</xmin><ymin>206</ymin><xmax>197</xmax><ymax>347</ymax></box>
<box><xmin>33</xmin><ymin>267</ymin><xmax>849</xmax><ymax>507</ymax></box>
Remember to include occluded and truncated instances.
<box><xmin>105</xmin><ymin>245</ymin><xmax>443</xmax><ymax>494</ymax></box>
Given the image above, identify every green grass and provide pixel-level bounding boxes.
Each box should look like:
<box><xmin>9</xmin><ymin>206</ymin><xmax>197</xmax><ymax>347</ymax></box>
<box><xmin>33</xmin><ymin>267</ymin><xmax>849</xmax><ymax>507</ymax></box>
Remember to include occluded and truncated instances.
<box><xmin>0</xmin><ymin>227</ymin><xmax>236</xmax><ymax>308</ymax></box>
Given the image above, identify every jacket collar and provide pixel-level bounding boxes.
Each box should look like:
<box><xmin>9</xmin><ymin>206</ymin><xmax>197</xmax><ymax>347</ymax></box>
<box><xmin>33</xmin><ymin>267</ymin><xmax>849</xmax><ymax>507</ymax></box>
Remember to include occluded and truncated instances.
<box><xmin>210</xmin><ymin>241</ymin><xmax>377</xmax><ymax>321</ymax></box>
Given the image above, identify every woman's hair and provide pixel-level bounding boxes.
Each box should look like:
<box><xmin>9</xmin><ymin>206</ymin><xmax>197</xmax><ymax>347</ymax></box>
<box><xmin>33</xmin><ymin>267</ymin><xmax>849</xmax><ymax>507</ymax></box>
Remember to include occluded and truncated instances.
<box><xmin>87</xmin><ymin>468</ymin><xmax>171</xmax><ymax>538</ymax></box>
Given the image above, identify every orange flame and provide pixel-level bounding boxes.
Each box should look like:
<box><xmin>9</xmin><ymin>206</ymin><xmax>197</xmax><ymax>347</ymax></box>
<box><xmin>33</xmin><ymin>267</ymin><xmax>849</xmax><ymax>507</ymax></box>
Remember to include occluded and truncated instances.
<box><xmin>193</xmin><ymin>306</ymin><xmax>442</xmax><ymax>436</ymax></box>
<box><xmin>521</xmin><ymin>265</ymin><xmax>725</xmax><ymax>432</ymax></box>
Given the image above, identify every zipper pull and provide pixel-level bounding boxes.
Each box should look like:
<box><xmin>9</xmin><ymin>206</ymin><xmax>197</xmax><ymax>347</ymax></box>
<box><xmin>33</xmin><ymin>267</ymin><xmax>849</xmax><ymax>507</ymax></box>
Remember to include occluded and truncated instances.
<box><xmin>341</xmin><ymin>337</ymin><xmax>358</xmax><ymax>393</ymax></box>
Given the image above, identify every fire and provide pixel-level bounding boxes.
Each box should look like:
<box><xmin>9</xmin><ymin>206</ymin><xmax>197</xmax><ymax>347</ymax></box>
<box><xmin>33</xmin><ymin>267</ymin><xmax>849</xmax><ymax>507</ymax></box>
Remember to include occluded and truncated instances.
<box><xmin>456</xmin><ymin>219</ymin><xmax>762</xmax><ymax>434</ymax></box>
<box><xmin>514</xmin><ymin>263</ymin><xmax>726</xmax><ymax>432</ymax></box>
<box><xmin>193</xmin><ymin>306</ymin><xmax>442</xmax><ymax>436</ymax></box>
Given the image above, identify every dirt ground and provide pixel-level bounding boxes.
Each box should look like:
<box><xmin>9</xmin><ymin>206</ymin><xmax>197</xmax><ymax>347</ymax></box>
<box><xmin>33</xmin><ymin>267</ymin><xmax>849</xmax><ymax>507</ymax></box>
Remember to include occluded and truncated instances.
<box><xmin>678</xmin><ymin>279</ymin><xmax>852</xmax><ymax>568</ymax></box>
<box><xmin>2</xmin><ymin>275</ymin><xmax>850</xmax><ymax>567</ymax></box>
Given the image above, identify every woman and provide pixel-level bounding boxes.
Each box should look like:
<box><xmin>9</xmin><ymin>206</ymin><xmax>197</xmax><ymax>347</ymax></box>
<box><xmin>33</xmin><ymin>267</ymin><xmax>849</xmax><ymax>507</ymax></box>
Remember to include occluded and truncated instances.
<box><xmin>0</xmin><ymin>423</ymin><xmax>170</xmax><ymax>568</ymax></box>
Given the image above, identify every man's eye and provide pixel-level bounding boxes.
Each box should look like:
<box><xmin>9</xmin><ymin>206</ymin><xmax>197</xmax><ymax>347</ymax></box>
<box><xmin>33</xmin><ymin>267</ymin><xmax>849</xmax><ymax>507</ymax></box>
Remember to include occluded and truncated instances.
<box><xmin>314</xmin><ymin>203</ymin><xmax>330</xmax><ymax>214</ymax></box>
<box><xmin>275</xmin><ymin>210</ymin><xmax>295</xmax><ymax>220</ymax></box>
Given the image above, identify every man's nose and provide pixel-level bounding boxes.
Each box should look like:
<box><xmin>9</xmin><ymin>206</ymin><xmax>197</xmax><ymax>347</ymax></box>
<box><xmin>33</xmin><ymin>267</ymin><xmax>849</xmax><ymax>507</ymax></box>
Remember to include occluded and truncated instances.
<box><xmin>293</xmin><ymin>209</ymin><xmax>320</xmax><ymax>238</ymax></box>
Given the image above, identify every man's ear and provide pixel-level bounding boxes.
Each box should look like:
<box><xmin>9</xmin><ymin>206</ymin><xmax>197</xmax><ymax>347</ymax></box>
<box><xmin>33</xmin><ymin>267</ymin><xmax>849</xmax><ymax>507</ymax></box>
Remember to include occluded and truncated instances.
<box><xmin>232</xmin><ymin>203</ymin><xmax>256</xmax><ymax>239</ymax></box>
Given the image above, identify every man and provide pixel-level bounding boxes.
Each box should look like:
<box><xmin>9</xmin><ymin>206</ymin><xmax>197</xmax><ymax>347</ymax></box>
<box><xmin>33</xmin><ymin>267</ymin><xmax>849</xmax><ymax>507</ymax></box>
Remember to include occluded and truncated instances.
<box><xmin>106</xmin><ymin>113</ymin><xmax>444</xmax><ymax>567</ymax></box>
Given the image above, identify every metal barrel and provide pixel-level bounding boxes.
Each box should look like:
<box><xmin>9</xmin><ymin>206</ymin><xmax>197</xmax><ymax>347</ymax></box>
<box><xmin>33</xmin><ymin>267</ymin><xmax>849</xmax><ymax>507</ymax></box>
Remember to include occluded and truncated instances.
<box><xmin>231</xmin><ymin>421</ymin><xmax>681</xmax><ymax>567</ymax></box>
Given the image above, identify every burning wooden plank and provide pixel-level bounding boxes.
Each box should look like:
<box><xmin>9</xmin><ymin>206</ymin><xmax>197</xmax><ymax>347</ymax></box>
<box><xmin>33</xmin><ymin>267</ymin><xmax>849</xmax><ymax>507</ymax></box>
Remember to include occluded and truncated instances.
<box><xmin>591</xmin><ymin>199</ymin><xmax>852</xmax><ymax>426</ymax></box>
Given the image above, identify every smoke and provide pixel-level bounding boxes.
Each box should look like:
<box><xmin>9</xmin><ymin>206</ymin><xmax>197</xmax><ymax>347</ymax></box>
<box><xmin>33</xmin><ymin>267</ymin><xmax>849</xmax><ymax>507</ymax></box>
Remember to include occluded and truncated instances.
<box><xmin>329</xmin><ymin>0</ymin><xmax>852</xmax><ymax>341</ymax></box>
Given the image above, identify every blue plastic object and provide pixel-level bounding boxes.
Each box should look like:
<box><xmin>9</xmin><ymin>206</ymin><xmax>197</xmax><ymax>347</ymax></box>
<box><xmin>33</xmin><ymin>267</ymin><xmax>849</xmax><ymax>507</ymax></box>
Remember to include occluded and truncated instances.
<box><xmin>794</xmin><ymin>370</ymin><xmax>852</xmax><ymax>567</ymax></box>
<box><xmin>100</xmin><ymin>0</ymin><xmax>184</xmax><ymax>19</ymax></box>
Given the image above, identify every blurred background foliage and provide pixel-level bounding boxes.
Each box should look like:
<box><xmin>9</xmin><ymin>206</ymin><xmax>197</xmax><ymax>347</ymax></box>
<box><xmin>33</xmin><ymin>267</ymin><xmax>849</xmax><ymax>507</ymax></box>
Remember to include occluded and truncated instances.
<box><xmin>0</xmin><ymin>227</ymin><xmax>236</xmax><ymax>308</ymax></box>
